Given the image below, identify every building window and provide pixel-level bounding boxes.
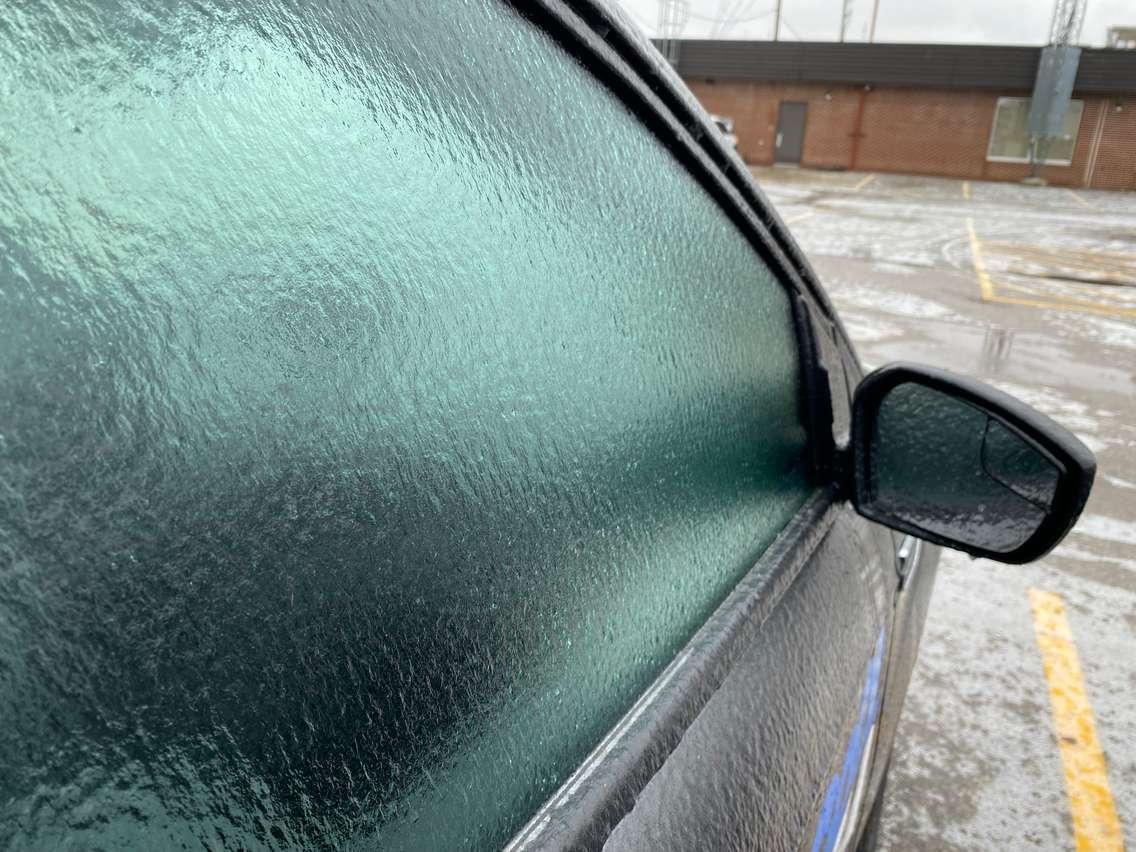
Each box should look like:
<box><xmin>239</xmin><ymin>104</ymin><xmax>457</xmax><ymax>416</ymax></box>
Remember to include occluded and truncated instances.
<box><xmin>987</xmin><ymin>96</ymin><xmax>1084</xmax><ymax>165</ymax></box>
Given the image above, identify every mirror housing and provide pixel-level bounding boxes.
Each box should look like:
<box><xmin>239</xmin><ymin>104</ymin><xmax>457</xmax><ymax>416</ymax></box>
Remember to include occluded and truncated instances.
<box><xmin>849</xmin><ymin>363</ymin><xmax>1095</xmax><ymax>564</ymax></box>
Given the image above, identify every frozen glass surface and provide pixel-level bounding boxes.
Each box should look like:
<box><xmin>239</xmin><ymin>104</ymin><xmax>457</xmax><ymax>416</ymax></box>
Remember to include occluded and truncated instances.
<box><xmin>869</xmin><ymin>383</ymin><xmax>1052</xmax><ymax>552</ymax></box>
<box><xmin>0</xmin><ymin>1</ymin><xmax>808</xmax><ymax>848</ymax></box>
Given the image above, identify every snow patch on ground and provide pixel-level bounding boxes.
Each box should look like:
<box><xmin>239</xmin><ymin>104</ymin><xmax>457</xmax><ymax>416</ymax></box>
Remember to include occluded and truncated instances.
<box><xmin>1102</xmin><ymin>473</ymin><xmax>1136</xmax><ymax>491</ymax></box>
<box><xmin>831</xmin><ymin>286</ymin><xmax>965</xmax><ymax>322</ymax></box>
<box><xmin>1046</xmin><ymin>312</ymin><xmax>1136</xmax><ymax>351</ymax></box>
<box><xmin>871</xmin><ymin>261</ymin><xmax>918</xmax><ymax>276</ymax></box>
<box><xmin>839</xmin><ymin>316</ymin><xmax>907</xmax><ymax>344</ymax></box>
<box><xmin>1072</xmin><ymin>515</ymin><xmax>1136</xmax><ymax>546</ymax></box>
<box><xmin>1053</xmin><ymin>542</ymin><xmax>1133</xmax><ymax>567</ymax></box>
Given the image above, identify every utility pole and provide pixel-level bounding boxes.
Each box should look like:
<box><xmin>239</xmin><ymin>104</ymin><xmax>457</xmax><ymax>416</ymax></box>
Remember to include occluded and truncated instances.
<box><xmin>868</xmin><ymin>0</ymin><xmax>881</xmax><ymax>42</ymax></box>
<box><xmin>773</xmin><ymin>0</ymin><xmax>783</xmax><ymax>41</ymax></box>
<box><xmin>1026</xmin><ymin>0</ymin><xmax>1087</xmax><ymax>181</ymax></box>
<box><xmin>839</xmin><ymin>0</ymin><xmax>852</xmax><ymax>42</ymax></box>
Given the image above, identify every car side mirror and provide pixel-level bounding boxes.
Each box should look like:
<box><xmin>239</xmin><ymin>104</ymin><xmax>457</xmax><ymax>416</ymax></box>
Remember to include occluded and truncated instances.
<box><xmin>849</xmin><ymin>363</ymin><xmax>1095</xmax><ymax>564</ymax></box>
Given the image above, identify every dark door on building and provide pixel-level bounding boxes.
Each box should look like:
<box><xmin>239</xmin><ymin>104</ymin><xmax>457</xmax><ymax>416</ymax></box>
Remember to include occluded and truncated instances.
<box><xmin>775</xmin><ymin>101</ymin><xmax>807</xmax><ymax>165</ymax></box>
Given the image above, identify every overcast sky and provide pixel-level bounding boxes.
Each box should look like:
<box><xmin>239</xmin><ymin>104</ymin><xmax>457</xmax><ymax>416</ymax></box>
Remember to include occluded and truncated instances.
<box><xmin>612</xmin><ymin>0</ymin><xmax>1131</xmax><ymax>46</ymax></box>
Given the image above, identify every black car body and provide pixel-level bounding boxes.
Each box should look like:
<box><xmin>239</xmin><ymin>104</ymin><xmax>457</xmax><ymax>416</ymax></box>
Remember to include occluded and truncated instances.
<box><xmin>0</xmin><ymin>1</ymin><xmax>1093</xmax><ymax>850</ymax></box>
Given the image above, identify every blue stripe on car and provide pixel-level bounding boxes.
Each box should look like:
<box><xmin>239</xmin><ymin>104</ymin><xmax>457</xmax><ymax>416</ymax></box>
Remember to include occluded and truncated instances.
<box><xmin>810</xmin><ymin>629</ymin><xmax>887</xmax><ymax>852</ymax></box>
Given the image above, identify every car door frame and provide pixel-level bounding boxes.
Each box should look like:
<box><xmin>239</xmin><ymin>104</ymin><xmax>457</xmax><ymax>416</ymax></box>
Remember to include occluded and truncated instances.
<box><xmin>498</xmin><ymin>1</ymin><xmax>903</xmax><ymax>849</ymax></box>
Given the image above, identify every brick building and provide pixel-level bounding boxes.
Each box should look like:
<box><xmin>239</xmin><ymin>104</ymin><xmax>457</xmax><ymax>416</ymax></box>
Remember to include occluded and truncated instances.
<box><xmin>663</xmin><ymin>41</ymin><xmax>1136</xmax><ymax>191</ymax></box>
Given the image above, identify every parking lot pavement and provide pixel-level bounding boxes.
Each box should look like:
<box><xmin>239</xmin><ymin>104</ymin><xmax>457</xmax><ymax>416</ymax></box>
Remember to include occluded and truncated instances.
<box><xmin>752</xmin><ymin>166</ymin><xmax>1136</xmax><ymax>850</ymax></box>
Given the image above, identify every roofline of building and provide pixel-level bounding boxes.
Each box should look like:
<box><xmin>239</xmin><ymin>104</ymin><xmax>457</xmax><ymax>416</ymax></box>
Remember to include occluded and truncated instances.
<box><xmin>653</xmin><ymin>40</ymin><xmax>1136</xmax><ymax>94</ymax></box>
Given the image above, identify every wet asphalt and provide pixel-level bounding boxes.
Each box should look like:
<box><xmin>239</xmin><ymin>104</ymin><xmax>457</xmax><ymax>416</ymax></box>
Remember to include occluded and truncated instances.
<box><xmin>752</xmin><ymin>166</ymin><xmax>1136</xmax><ymax>851</ymax></box>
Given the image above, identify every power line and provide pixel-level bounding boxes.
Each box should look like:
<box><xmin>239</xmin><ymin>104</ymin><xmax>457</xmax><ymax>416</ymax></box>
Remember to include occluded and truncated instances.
<box><xmin>711</xmin><ymin>0</ymin><xmax>767</xmax><ymax>37</ymax></box>
<box><xmin>660</xmin><ymin>0</ymin><xmax>775</xmax><ymax>29</ymax></box>
<box><xmin>709</xmin><ymin>0</ymin><xmax>737</xmax><ymax>37</ymax></box>
<box><xmin>630</xmin><ymin>1</ymin><xmax>790</xmax><ymax>40</ymax></box>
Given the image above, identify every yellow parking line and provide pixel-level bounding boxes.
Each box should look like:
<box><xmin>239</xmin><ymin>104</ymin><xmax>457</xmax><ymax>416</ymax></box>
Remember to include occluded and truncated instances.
<box><xmin>978</xmin><ymin>290</ymin><xmax>1136</xmax><ymax>318</ymax></box>
<box><xmin>1028</xmin><ymin>589</ymin><xmax>1124</xmax><ymax>852</ymax></box>
<box><xmin>963</xmin><ymin>181</ymin><xmax>971</xmax><ymax>200</ymax></box>
<box><xmin>966</xmin><ymin>218</ymin><xmax>996</xmax><ymax>299</ymax></box>
<box><xmin>852</xmin><ymin>173</ymin><xmax>876</xmax><ymax>191</ymax></box>
<box><xmin>966</xmin><ymin>217</ymin><xmax>1136</xmax><ymax>318</ymax></box>
<box><xmin>1066</xmin><ymin>189</ymin><xmax>1091</xmax><ymax>208</ymax></box>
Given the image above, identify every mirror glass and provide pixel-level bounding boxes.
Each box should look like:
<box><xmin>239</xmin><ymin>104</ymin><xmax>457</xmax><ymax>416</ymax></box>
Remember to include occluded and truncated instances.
<box><xmin>869</xmin><ymin>381</ymin><xmax>1061</xmax><ymax>553</ymax></box>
